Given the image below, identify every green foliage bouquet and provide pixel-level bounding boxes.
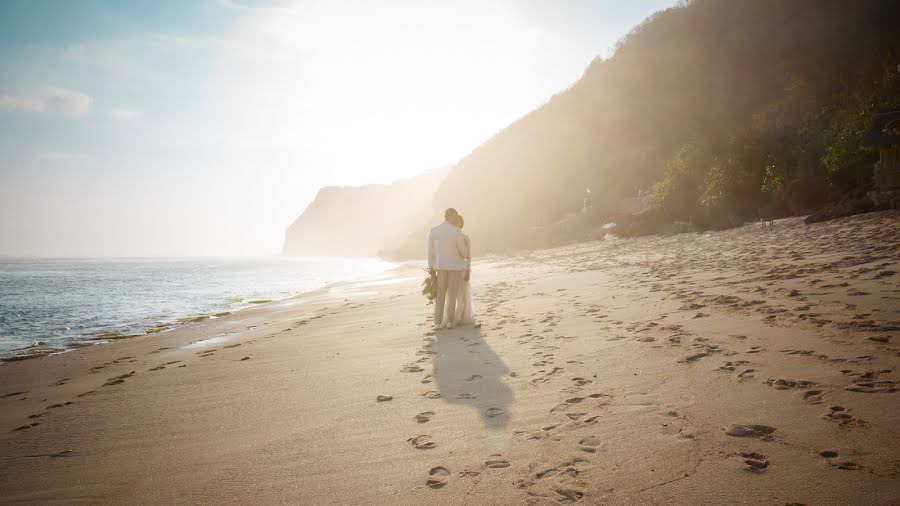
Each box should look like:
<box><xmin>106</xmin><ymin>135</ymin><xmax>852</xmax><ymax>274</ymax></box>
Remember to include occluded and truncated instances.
<box><xmin>421</xmin><ymin>268</ymin><xmax>438</xmax><ymax>305</ymax></box>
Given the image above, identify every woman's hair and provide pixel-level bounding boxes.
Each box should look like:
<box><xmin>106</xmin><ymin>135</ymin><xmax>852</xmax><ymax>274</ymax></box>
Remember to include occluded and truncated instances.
<box><xmin>454</xmin><ymin>215</ymin><xmax>464</xmax><ymax>228</ymax></box>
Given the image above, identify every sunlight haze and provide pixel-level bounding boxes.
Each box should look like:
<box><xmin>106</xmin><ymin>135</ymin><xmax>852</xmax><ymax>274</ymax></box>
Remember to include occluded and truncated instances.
<box><xmin>2</xmin><ymin>2</ymin><xmax>900</xmax><ymax>503</ymax></box>
<box><xmin>0</xmin><ymin>0</ymin><xmax>675</xmax><ymax>257</ymax></box>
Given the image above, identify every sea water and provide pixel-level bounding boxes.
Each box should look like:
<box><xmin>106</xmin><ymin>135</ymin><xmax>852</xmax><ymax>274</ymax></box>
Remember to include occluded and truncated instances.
<box><xmin>0</xmin><ymin>257</ymin><xmax>396</xmax><ymax>353</ymax></box>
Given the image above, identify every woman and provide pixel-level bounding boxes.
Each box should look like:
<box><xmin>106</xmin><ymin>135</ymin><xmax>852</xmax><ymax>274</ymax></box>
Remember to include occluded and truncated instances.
<box><xmin>449</xmin><ymin>214</ymin><xmax>475</xmax><ymax>325</ymax></box>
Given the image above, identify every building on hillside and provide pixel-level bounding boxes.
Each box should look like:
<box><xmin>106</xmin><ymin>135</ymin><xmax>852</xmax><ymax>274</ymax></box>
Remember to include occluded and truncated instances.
<box><xmin>862</xmin><ymin>110</ymin><xmax>900</xmax><ymax>190</ymax></box>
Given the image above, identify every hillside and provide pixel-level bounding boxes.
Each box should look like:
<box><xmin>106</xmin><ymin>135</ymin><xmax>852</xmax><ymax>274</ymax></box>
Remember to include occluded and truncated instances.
<box><xmin>282</xmin><ymin>168</ymin><xmax>447</xmax><ymax>257</ymax></box>
<box><xmin>395</xmin><ymin>0</ymin><xmax>900</xmax><ymax>257</ymax></box>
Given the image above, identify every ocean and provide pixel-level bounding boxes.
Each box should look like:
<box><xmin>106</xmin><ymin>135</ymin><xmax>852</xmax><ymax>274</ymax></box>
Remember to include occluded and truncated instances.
<box><xmin>0</xmin><ymin>257</ymin><xmax>396</xmax><ymax>354</ymax></box>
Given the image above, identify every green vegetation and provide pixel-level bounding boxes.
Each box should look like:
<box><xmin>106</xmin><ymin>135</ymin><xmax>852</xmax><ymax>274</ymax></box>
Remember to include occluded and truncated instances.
<box><xmin>90</xmin><ymin>332</ymin><xmax>140</xmax><ymax>341</ymax></box>
<box><xmin>409</xmin><ymin>0</ymin><xmax>900</xmax><ymax>252</ymax></box>
<box><xmin>248</xmin><ymin>299</ymin><xmax>272</xmax><ymax>304</ymax></box>
<box><xmin>1</xmin><ymin>345</ymin><xmax>65</xmax><ymax>361</ymax></box>
<box><xmin>177</xmin><ymin>315</ymin><xmax>210</xmax><ymax>324</ymax></box>
<box><xmin>146</xmin><ymin>325</ymin><xmax>170</xmax><ymax>334</ymax></box>
<box><xmin>421</xmin><ymin>268</ymin><xmax>438</xmax><ymax>305</ymax></box>
<box><xmin>213</xmin><ymin>311</ymin><xmax>232</xmax><ymax>317</ymax></box>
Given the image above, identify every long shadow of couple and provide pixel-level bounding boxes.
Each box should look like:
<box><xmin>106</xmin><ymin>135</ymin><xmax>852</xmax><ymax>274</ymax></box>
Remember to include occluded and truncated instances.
<box><xmin>431</xmin><ymin>325</ymin><xmax>513</xmax><ymax>431</ymax></box>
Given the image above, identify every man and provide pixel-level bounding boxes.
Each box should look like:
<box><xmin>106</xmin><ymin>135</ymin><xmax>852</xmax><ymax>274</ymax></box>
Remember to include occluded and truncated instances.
<box><xmin>427</xmin><ymin>208</ymin><xmax>468</xmax><ymax>330</ymax></box>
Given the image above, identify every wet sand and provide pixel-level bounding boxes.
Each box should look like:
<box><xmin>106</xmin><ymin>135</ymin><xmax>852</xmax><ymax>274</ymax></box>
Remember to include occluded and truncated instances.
<box><xmin>1</xmin><ymin>211</ymin><xmax>899</xmax><ymax>504</ymax></box>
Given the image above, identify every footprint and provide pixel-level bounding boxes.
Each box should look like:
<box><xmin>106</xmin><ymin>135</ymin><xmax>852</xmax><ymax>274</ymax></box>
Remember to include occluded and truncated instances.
<box><xmin>725</xmin><ymin>424</ymin><xmax>776</xmax><ymax>439</ymax></box>
<box><xmin>485</xmin><ymin>407</ymin><xmax>505</xmax><ymax>418</ymax></box>
<box><xmin>780</xmin><ymin>349</ymin><xmax>815</xmax><ymax>356</ymax></box>
<box><xmin>415</xmin><ymin>411</ymin><xmax>435</xmax><ymax>424</ymax></box>
<box><xmin>104</xmin><ymin>371</ymin><xmax>136</xmax><ymax>386</ymax></box>
<box><xmin>578</xmin><ymin>435</ymin><xmax>601</xmax><ymax>451</ymax></box>
<box><xmin>552</xmin><ymin>393</ymin><xmax>610</xmax><ymax>414</ymax></box>
<box><xmin>571</xmin><ymin>377</ymin><xmax>593</xmax><ymax>386</ymax></box>
<box><xmin>426</xmin><ymin>466</ymin><xmax>450</xmax><ymax>489</ymax></box>
<box><xmin>740</xmin><ymin>451</ymin><xmax>769</xmax><ymax>472</ymax></box>
<box><xmin>579</xmin><ymin>435</ymin><xmax>601</xmax><ymax>447</ymax></box>
<box><xmin>845</xmin><ymin>380</ymin><xmax>897</xmax><ymax>393</ymax></box>
<box><xmin>554</xmin><ymin>488</ymin><xmax>585</xmax><ymax>503</ymax></box>
<box><xmin>766</xmin><ymin>379</ymin><xmax>816</xmax><ymax>390</ymax></box>
<box><xmin>536</xmin><ymin>467</ymin><xmax>557</xmax><ymax>479</ymax></box>
<box><xmin>514</xmin><ymin>430</ymin><xmax>543</xmax><ymax>441</ymax></box>
<box><xmin>821</xmin><ymin>405</ymin><xmax>861</xmax><ymax>426</ymax></box>
<box><xmin>802</xmin><ymin>390</ymin><xmax>825</xmax><ymax>404</ymax></box>
<box><xmin>551</xmin><ymin>402</ymin><xmax>575</xmax><ymax>414</ymax></box>
<box><xmin>716</xmin><ymin>360</ymin><xmax>749</xmax><ymax>373</ymax></box>
<box><xmin>407</xmin><ymin>435</ymin><xmax>436</xmax><ymax>450</ymax></box>
<box><xmin>485</xmin><ymin>455</ymin><xmax>510</xmax><ymax>469</ymax></box>
<box><xmin>680</xmin><ymin>352</ymin><xmax>709</xmax><ymax>363</ymax></box>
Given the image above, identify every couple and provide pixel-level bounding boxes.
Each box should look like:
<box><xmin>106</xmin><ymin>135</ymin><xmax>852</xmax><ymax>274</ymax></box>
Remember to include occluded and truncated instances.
<box><xmin>427</xmin><ymin>207</ymin><xmax>474</xmax><ymax>330</ymax></box>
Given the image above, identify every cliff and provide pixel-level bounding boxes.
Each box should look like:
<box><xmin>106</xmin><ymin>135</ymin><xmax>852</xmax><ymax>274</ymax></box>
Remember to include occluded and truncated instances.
<box><xmin>282</xmin><ymin>168</ymin><xmax>448</xmax><ymax>257</ymax></box>
<box><xmin>396</xmin><ymin>0</ymin><xmax>900</xmax><ymax>255</ymax></box>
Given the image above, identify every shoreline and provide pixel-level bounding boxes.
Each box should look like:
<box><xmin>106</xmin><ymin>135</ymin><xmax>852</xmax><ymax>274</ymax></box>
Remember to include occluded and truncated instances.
<box><xmin>0</xmin><ymin>211</ymin><xmax>898</xmax><ymax>504</ymax></box>
<box><xmin>0</xmin><ymin>257</ymin><xmax>402</xmax><ymax>360</ymax></box>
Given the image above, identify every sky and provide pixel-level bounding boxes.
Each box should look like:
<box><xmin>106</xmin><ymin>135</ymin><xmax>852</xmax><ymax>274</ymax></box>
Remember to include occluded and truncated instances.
<box><xmin>0</xmin><ymin>0</ymin><xmax>677</xmax><ymax>257</ymax></box>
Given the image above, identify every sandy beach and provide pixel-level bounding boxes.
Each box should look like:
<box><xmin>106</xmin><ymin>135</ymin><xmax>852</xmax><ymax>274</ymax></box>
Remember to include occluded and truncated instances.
<box><xmin>1</xmin><ymin>210</ymin><xmax>898</xmax><ymax>504</ymax></box>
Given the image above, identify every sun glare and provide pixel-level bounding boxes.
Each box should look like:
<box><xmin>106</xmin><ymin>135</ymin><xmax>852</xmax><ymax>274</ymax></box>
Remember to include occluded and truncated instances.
<box><xmin>217</xmin><ymin>1</ymin><xmax>549</xmax><ymax>185</ymax></box>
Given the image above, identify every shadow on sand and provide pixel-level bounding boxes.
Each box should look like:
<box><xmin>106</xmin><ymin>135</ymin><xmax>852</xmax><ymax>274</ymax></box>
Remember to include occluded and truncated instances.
<box><xmin>432</xmin><ymin>326</ymin><xmax>513</xmax><ymax>430</ymax></box>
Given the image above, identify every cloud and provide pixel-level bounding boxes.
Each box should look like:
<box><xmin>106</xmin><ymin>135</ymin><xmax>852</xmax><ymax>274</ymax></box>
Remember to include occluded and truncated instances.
<box><xmin>36</xmin><ymin>152</ymin><xmax>91</xmax><ymax>161</ymax></box>
<box><xmin>0</xmin><ymin>86</ymin><xmax>92</xmax><ymax>116</ymax></box>
<box><xmin>109</xmin><ymin>107</ymin><xmax>143</xmax><ymax>120</ymax></box>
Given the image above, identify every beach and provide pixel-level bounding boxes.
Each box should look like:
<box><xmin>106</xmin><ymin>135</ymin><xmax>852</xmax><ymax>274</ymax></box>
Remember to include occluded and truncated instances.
<box><xmin>1</xmin><ymin>210</ymin><xmax>898</xmax><ymax>504</ymax></box>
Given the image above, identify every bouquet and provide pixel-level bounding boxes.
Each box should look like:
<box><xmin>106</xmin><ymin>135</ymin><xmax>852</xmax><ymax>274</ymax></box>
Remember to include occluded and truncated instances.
<box><xmin>421</xmin><ymin>268</ymin><xmax>438</xmax><ymax>305</ymax></box>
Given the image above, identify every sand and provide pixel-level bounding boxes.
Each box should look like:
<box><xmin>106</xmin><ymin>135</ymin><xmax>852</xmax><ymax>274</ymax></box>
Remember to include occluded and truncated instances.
<box><xmin>1</xmin><ymin>210</ymin><xmax>899</xmax><ymax>504</ymax></box>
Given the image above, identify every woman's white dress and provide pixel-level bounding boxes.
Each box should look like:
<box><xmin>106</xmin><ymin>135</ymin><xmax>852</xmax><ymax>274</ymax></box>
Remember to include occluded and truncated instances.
<box><xmin>449</xmin><ymin>233</ymin><xmax>475</xmax><ymax>325</ymax></box>
<box><xmin>455</xmin><ymin>274</ymin><xmax>475</xmax><ymax>325</ymax></box>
